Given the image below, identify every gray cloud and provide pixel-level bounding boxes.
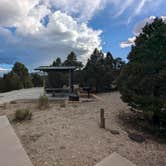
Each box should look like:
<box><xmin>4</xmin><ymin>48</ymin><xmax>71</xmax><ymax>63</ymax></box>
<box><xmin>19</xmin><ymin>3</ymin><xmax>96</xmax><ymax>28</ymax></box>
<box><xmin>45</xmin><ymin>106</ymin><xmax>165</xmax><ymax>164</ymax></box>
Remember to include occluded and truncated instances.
<box><xmin>0</xmin><ymin>7</ymin><xmax>102</xmax><ymax>70</ymax></box>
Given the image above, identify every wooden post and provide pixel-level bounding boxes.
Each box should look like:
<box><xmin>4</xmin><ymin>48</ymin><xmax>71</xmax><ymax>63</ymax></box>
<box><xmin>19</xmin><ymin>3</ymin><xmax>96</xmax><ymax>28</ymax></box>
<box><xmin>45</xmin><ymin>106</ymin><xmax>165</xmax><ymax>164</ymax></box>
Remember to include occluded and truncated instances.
<box><xmin>100</xmin><ymin>108</ymin><xmax>105</xmax><ymax>129</ymax></box>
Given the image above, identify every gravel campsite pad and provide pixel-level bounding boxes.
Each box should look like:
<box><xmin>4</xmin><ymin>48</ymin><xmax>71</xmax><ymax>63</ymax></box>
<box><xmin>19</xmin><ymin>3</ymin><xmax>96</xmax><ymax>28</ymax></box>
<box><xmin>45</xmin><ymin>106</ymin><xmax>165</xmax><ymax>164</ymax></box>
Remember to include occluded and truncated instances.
<box><xmin>0</xmin><ymin>90</ymin><xmax>166</xmax><ymax>166</ymax></box>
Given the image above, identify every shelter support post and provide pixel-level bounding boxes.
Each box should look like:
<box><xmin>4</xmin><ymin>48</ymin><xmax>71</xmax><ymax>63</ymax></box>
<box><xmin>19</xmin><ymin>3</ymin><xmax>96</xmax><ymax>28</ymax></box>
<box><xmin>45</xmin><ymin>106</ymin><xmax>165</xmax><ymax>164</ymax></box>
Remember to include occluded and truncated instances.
<box><xmin>43</xmin><ymin>71</ymin><xmax>46</xmax><ymax>95</ymax></box>
<box><xmin>69</xmin><ymin>69</ymin><xmax>74</xmax><ymax>94</ymax></box>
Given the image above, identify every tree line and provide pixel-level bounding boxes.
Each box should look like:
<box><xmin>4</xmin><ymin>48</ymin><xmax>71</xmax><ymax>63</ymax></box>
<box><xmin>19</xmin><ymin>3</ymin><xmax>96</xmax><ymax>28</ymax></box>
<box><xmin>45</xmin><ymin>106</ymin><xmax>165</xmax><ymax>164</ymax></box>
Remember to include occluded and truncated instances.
<box><xmin>49</xmin><ymin>49</ymin><xmax>125</xmax><ymax>92</ymax></box>
<box><xmin>0</xmin><ymin>49</ymin><xmax>124</xmax><ymax>93</ymax></box>
<box><xmin>0</xmin><ymin>62</ymin><xmax>43</xmax><ymax>92</ymax></box>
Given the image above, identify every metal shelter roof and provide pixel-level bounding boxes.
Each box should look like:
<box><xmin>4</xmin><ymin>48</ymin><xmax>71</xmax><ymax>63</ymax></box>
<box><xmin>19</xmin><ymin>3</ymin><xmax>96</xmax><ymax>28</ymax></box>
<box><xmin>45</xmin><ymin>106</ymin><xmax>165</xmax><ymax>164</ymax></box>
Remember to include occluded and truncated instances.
<box><xmin>35</xmin><ymin>66</ymin><xmax>76</xmax><ymax>72</ymax></box>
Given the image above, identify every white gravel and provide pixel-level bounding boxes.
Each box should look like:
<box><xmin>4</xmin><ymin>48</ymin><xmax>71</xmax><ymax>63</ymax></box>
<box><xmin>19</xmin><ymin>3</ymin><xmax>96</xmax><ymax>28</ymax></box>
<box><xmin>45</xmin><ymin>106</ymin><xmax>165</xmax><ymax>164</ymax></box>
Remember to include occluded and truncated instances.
<box><xmin>0</xmin><ymin>88</ymin><xmax>44</xmax><ymax>104</ymax></box>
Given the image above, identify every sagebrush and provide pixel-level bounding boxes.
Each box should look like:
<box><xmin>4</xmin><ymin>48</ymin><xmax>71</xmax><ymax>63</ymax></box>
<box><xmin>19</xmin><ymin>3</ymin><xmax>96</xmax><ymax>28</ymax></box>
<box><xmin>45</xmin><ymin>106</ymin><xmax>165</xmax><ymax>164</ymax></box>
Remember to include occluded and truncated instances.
<box><xmin>38</xmin><ymin>94</ymin><xmax>49</xmax><ymax>109</ymax></box>
<box><xmin>14</xmin><ymin>109</ymin><xmax>32</xmax><ymax>121</ymax></box>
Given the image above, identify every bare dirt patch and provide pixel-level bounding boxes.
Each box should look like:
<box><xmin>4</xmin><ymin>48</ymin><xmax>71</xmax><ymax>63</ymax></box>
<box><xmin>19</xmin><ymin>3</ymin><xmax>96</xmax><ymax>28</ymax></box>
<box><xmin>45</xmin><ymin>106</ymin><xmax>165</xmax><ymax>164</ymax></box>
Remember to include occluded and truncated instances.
<box><xmin>0</xmin><ymin>92</ymin><xmax>166</xmax><ymax>166</ymax></box>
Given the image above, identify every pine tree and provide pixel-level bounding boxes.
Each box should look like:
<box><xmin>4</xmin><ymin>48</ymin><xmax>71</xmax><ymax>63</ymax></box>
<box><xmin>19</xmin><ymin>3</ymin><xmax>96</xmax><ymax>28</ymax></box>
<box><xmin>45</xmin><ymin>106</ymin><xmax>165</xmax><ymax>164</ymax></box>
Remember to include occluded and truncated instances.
<box><xmin>83</xmin><ymin>49</ymin><xmax>123</xmax><ymax>92</ymax></box>
<box><xmin>52</xmin><ymin>57</ymin><xmax>62</xmax><ymax>66</ymax></box>
<box><xmin>12</xmin><ymin>62</ymin><xmax>33</xmax><ymax>88</ymax></box>
<box><xmin>63</xmin><ymin>51</ymin><xmax>83</xmax><ymax>69</ymax></box>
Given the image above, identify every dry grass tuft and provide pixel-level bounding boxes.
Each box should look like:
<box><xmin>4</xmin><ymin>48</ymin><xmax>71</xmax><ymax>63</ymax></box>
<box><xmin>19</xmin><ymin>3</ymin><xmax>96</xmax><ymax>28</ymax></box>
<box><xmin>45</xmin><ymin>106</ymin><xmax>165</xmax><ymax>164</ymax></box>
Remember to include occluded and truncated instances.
<box><xmin>38</xmin><ymin>95</ymin><xmax>49</xmax><ymax>109</ymax></box>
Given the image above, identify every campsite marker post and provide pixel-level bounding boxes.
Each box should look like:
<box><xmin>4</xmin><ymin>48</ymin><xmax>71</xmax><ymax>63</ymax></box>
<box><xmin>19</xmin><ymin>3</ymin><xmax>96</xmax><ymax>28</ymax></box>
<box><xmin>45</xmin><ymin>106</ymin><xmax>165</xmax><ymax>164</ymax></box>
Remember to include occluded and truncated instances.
<box><xmin>100</xmin><ymin>108</ymin><xmax>105</xmax><ymax>129</ymax></box>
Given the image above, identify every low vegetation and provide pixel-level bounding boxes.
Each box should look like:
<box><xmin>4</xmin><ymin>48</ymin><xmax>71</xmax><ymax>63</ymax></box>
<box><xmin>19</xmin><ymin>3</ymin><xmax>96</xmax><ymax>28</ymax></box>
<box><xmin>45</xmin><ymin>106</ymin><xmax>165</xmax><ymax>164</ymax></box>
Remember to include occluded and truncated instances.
<box><xmin>38</xmin><ymin>94</ymin><xmax>49</xmax><ymax>109</ymax></box>
<box><xmin>14</xmin><ymin>109</ymin><xmax>32</xmax><ymax>122</ymax></box>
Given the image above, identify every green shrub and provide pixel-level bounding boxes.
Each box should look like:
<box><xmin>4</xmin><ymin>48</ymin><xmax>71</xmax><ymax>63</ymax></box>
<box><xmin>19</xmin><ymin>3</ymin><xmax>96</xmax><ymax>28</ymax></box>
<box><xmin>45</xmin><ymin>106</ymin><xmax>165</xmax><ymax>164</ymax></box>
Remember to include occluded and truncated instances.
<box><xmin>14</xmin><ymin>109</ymin><xmax>32</xmax><ymax>121</ymax></box>
<box><xmin>31</xmin><ymin>73</ymin><xmax>43</xmax><ymax>87</ymax></box>
<box><xmin>38</xmin><ymin>94</ymin><xmax>49</xmax><ymax>109</ymax></box>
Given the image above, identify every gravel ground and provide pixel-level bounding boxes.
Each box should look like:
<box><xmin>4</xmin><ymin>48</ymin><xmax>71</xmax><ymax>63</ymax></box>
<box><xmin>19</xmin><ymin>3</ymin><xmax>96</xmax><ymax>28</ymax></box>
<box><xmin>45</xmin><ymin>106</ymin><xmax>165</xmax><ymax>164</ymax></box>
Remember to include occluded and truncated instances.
<box><xmin>0</xmin><ymin>91</ymin><xmax>166</xmax><ymax>166</ymax></box>
<box><xmin>0</xmin><ymin>88</ymin><xmax>43</xmax><ymax>104</ymax></box>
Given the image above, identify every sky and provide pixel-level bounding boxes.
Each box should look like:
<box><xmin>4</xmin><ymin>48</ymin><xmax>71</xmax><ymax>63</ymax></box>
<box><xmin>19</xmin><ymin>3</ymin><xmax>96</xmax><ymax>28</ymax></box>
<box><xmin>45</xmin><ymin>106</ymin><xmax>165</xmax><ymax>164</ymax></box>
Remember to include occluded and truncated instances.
<box><xmin>0</xmin><ymin>0</ymin><xmax>165</xmax><ymax>75</ymax></box>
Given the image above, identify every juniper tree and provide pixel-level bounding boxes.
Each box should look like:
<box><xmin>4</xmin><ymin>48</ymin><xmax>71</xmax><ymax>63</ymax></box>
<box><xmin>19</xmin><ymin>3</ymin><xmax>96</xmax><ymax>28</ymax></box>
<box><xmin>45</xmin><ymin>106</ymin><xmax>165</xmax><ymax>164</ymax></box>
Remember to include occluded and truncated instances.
<box><xmin>117</xmin><ymin>18</ymin><xmax>166</xmax><ymax>125</ymax></box>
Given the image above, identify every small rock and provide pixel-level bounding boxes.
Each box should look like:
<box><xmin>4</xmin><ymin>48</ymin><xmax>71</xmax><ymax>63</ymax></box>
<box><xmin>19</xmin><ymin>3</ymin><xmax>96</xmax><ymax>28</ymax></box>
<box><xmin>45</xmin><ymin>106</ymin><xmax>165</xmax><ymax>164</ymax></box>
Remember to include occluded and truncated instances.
<box><xmin>106</xmin><ymin>138</ymin><xmax>111</xmax><ymax>143</ymax></box>
<box><xmin>48</xmin><ymin>147</ymin><xmax>54</xmax><ymax>152</ymax></box>
<box><xmin>110</xmin><ymin>130</ymin><xmax>120</xmax><ymax>135</ymax></box>
<box><xmin>60</xmin><ymin>146</ymin><xmax>66</xmax><ymax>150</ymax></box>
<box><xmin>50</xmin><ymin>132</ymin><xmax>54</xmax><ymax>136</ymax></box>
<box><xmin>72</xmin><ymin>155</ymin><xmax>75</xmax><ymax>159</ymax></box>
<box><xmin>128</xmin><ymin>133</ymin><xmax>145</xmax><ymax>143</ymax></box>
<box><xmin>43</xmin><ymin>161</ymin><xmax>49</xmax><ymax>166</ymax></box>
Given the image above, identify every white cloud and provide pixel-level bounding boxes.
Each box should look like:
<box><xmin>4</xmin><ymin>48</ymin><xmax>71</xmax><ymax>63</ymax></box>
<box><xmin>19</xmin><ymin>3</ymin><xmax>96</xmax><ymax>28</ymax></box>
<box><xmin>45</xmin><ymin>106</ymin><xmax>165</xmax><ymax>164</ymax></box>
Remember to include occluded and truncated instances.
<box><xmin>161</xmin><ymin>16</ymin><xmax>166</xmax><ymax>22</ymax></box>
<box><xmin>135</xmin><ymin>0</ymin><xmax>150</xmax><ymax>15</ymax></box>
<box><xmin>113</xmin><ymin>0</ymin><xmax>163</xmax><ymax>22</ymax></box>
<box><xmin>0</xmin><ymin>67</ymin><xmax>10</xmax><ymax>76</ymax></box>
<box><xmin>0</xmin><ymin>8</ymin><xmax>102</xmax><ymax>69</ymax></box>
<box><xmin>0</xmin><ymin>0</ymin><xmax>104</xmax><ymax>69</ymax></box>
<box><xmin>16</xmin><ymin>5</ymin><xmax>51</xmax><ymax>35</ymax></box>
<box><xmin>120</xmin><ymin>36</ymin><xmax>136</xmax><ymax>48</ymax></box>
<box><xmin>0</xmin><ymin>66</ymin><xmax>10</xmax><ymax>76</ymax></box>
<box><xmin>120</xmin><ymin>16</ymin><xmax>166</xmax><ymax>48</ymax></box>
<box><xmin>115</xmin><ymin>0</ymin><xmax>134</xmax><ymax>17</ymax></box>
<box><xmin>0</xmin><ymin>0</ymin><xmax>164</xmax><ymax>25</ymax></box>
<box><xmin>43</xmin><ymin>0</ymin><xmax>106</xmax><ymax>22</ymax></box>
<box><xmin>134</xmin><ymin>16</ymin><xmax>166</xmax><ymax>35</ymax></box>
<box><xmin>0</xmin><ymin>67</ymin><xmax>9</xmax><ymax>72</ymax></box>
<box><xmin>128</xmin><ymin>0</ymin><xmax>163</xmax><ymax>23</ymax></box>
<box><xmin>0</xmin><ymin>0</ymin><xmax>37</xmax><ymax>26</ymax></box>
<box><xmin>0</xmin><ymin>0</ymin><xmax>165</xmax><ymax>69</ymax></box>
<box><xmin>41</xmin><ymin>0</ymin><xmax>141</xmax><ymax>22</ymax></box>
<box><xmin>19</xmin><ymin>10</ymin><xmax>102</xmax><ymax>62</ymax></box>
